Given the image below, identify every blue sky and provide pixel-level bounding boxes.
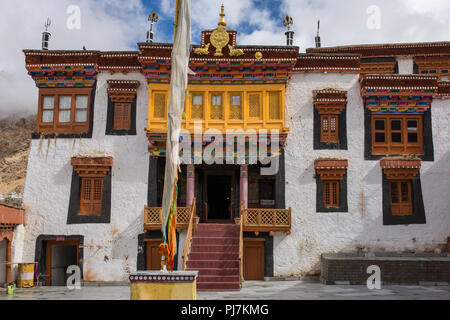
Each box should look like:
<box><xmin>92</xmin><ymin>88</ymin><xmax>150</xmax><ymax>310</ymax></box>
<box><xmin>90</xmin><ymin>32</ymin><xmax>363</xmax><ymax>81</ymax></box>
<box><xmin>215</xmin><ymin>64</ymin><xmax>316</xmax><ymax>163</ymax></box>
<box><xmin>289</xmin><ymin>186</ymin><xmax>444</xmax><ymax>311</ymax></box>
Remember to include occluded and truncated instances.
<box><xmin>0</xmin><ymin>0</ymin><xmax>449</xmax><ymax>115</ymax></box>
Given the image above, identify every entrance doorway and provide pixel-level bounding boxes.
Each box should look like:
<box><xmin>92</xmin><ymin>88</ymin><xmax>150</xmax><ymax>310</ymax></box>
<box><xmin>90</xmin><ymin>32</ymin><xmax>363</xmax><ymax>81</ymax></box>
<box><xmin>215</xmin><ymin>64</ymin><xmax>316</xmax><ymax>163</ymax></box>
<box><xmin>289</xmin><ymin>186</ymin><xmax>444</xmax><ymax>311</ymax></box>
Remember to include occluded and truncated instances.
<box><xmin>204</xmin><ymin>172</ymin><xmax>234</xmax><ymax>222</ymax></box>
<box><xmin>45</xmin><ymin>240</ymin><xmax>79</xmax><ymax>286</ymax></box>
<box><xmin>0</xmin><ymin>240</ymin><xmax>6</xmax><ymax>285</ymax></box>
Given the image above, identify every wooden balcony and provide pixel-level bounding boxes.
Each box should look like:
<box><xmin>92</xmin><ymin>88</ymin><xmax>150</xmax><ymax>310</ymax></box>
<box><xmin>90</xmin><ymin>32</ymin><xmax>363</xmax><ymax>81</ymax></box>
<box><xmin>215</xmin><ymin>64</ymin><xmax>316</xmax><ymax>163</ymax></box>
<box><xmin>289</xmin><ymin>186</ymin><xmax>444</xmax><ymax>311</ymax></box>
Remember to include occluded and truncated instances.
<box><xmin>241</xmin><ymin>207</ymin><xmax>291</xmax><ymax>235</ymax></box>
<box><xmin>0</xmin><ymin>204</ymin><xmax>25</xmax><ymax>226</ymax></box>
<box><xmin>144</xmin><ymin>206</ymin><xmax>194</xmax><ymax>231</ymax></box>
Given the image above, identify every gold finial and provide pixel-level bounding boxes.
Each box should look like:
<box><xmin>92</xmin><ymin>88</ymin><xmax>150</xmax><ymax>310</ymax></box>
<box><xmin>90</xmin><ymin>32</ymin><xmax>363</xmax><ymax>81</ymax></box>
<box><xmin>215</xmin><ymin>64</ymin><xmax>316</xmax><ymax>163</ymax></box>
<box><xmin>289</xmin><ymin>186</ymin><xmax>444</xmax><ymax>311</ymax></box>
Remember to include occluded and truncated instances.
<box><xmin>218</xmin><ymin>4</ymin><xmax>226</xmax><ymax>27</ymax></box>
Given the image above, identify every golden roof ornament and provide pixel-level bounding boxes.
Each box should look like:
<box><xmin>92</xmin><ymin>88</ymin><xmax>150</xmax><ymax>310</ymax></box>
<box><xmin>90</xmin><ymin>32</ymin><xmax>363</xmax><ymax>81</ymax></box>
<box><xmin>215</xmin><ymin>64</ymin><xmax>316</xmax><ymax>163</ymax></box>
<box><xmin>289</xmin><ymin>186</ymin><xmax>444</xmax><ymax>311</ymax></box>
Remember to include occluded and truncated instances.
<box><xmin>210</xmin><ymin>4</ymin><xmax>230</xmax><ymax>56</ymax></box>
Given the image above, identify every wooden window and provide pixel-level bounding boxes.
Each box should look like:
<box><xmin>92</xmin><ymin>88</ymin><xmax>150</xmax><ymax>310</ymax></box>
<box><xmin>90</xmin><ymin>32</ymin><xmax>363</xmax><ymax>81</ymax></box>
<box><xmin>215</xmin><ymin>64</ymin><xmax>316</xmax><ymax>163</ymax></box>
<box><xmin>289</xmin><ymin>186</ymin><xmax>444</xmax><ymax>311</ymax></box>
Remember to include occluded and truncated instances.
<box><xmin>153</xmin><ymin>92</ymin><xmax>167</xmax><ymax>119</ymax></box>
<box><xmin>75</xmin><ymin>96</ymin><xmax>88</xmax><ymax>123</ymax></box>
<box><xmin>248</xmin><ymin>93</ymin><xmax>261</xmax><ymax>119</ymax></box>
<box><xmin>80</xmin><ymin>177</ymin><xmax>103</xmax><ymax>215</ymax></box>
<box><xmin>323</xmin><ymin>181</ymin><xmax>339</xmax><ymax>207</ymax></box>
<box><xmin>42</xmin><ymin>96</ymin><xmax>55</xmax><ymax>123</ymax></box>
<box><xmin>191</xmin><ymin>94</ymin><xmax>204</xmax><ymax>119</ymax></box>
<box><xmin>268</xmin><ymin>91</ymin><xmax>281</xmax><ymax>120</ymax></box>
<box><xmin>372</xmin><ymin>114</ymin><xmax>422</xmax><ymax>154</ymax></box>
<box><xmin>113</xmin><ymin>103</ymin><xmax>131</xmax><ymax>130</ymax></box>
<box><xmin>321</xmin><ymin>115</ymin><xmax>339</xmax><ymax>142</ymax></box>
<box><xmin>210</xmin><ymin>94</ymin><xmax>223</xmax><ymax>120</ymax></box>
<box><xmin>390</xmin><ymin>180</ymin><xmax>413</xmax><ymax>216</ymax></box>
<box><xmin>37</xmin><ymin>88</ymin><xmax>91</xmax><ymax>134</ymax></box>
<box><xmin>58</xmin><ymin>96</ymin><xmax>72</xmax><ymax>123</ymax></box>
<box><xmin>229</xmin><ymin>94</ymin><xmax>242</xmax><ymax>120</ymax></box>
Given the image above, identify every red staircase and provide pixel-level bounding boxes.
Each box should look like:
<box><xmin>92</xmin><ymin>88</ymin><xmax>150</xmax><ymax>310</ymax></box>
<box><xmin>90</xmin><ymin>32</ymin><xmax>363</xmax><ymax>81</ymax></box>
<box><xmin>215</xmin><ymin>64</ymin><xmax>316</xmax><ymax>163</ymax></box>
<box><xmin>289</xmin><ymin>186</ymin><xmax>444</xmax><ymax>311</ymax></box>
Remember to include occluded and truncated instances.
<box><xmin>186</xmin><ymin>224</ymin><xmax>240</xmax><ymax>291</ymax></box>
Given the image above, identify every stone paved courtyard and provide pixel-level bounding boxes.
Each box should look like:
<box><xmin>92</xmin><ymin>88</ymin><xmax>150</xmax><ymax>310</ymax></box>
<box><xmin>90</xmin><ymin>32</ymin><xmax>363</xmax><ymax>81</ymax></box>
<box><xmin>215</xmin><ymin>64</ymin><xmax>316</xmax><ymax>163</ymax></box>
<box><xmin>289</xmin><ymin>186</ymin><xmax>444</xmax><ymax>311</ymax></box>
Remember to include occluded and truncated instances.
<box><xmin>0</xmin><ymin>281</ymin><xmax>449</xmax><ymax>300</ymax></box>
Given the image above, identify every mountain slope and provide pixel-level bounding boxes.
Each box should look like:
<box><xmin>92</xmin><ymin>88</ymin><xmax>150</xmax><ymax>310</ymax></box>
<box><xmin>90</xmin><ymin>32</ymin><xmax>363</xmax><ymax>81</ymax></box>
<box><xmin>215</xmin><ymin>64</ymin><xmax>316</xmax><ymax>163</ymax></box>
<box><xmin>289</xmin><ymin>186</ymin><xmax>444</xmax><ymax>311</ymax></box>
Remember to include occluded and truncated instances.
<box><xmin>0</xmin><ymin>115</ymin><xmax>36</xmax><ymax>196</ymax></box>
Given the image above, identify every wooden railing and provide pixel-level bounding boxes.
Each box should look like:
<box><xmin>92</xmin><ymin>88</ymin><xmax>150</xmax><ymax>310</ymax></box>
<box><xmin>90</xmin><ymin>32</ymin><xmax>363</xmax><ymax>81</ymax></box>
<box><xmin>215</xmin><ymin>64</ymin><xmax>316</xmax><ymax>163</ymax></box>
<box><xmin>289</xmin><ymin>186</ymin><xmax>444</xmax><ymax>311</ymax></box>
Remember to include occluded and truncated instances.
<box><xmin>238</xmin><ymin>201</ymin><xmax>245</xmax><ymax>287</ymax></box>
<box><xmin>144</xmin><ymin>205</ymin><xmax>193</xmax><ymax>231</ymax></box>
<box><xmin>182</xmin><ymin>198</ymin><xmax>197</xmax><ymax>270</ymax></box>
<box><xmin>242</xmin><ymin>207</ymin><xmax>292</xmax><ymax>235</ymax></box>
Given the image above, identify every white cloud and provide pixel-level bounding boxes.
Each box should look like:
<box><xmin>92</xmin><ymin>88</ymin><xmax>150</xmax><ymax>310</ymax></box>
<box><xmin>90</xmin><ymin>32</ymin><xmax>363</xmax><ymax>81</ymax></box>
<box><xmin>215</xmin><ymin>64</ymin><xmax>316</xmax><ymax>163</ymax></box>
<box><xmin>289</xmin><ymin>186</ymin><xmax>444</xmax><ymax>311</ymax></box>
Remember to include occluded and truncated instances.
<box><xmin>0</xmin><ymin>0</ymin><xmax>147</xmax><ymax>116</ymax></box>
<box><xmin>1</xmin><ymin>0</ymin><xmax>449</xmax><ymax>117</ymax></box>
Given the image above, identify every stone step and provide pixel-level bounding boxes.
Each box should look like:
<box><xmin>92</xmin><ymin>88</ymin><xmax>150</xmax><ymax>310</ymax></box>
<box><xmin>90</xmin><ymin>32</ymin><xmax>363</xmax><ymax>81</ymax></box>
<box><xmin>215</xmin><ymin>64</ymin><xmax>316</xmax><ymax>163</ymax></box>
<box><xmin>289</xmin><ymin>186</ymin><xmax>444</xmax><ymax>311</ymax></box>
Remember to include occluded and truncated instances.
<box><xmin>187</xmin><ymin>268</ymin><xmax>239</xmax><ymax>276</ymax></box>
<box><xmin>197</xmin><ymin>275</ymin><xmax>240</xmax><ymax>283</ymax></box>
<box><xmin>194</xmin><ymin>229</ymin><xmax>239</xmax><ymax>238</ymax></box>
<box><xmin>189</xmin><ymin>252</ymin><xmax>239</xmax><ymax>261</ymax></box>
<box><xmin>191</xmin><ymin>244</ymin><xmax>239</xmax><ymax>253</ymax></box>
<box><xmin>196</xmin><ymin>224</ymin><xmax>239</xmax><ymax>231</ymax></box>
<box><xmin>197</xmin><ymin>281</ymin><xmax>240</xmax><ymax>291</ymax></box>
<box><xmin>187</xmin><ymin>260</ymin><xmax>239</xmax><ymax>269</ymax></box>
<box><xmin>192</xmin><ymin>237</ymin><xmax>239</xmax><ymax>246</ymax></box>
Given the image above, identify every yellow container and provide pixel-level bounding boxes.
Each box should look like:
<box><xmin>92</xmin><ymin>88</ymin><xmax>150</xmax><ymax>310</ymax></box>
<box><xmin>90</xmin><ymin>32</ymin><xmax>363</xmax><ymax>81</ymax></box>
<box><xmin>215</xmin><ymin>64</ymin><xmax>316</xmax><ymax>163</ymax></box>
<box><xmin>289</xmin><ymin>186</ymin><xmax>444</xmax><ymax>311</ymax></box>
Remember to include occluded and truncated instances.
<box><xmin>130</xmin><ymin>271</ymin><xmax>198</xmax><ymax>300</ymax></box>
<box><xmin>17</xmin><ymin>263</ymin><xmax>35</xmax><ymax>288</ymax></box>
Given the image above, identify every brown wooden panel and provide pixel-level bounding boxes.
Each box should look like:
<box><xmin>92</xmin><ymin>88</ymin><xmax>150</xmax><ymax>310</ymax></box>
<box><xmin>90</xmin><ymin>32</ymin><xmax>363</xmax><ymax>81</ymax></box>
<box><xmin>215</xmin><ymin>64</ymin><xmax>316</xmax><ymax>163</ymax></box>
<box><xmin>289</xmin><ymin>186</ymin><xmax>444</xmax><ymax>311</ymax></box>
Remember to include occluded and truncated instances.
<box><xmin>146</xmin><ymin>239</ymin><xmax>162</xmax><ymax>271</ymax></box>
<box><xmin>243</xmin><ymin>238</ymin><xmax>265</xmax><ymax>281</ymax></box>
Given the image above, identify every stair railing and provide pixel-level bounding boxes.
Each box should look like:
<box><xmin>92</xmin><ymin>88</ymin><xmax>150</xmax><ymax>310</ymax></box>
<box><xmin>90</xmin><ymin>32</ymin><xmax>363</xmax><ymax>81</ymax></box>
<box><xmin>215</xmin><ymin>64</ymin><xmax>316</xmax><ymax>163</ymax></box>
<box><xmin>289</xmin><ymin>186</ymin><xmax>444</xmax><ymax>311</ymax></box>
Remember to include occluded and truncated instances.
<box><xmin>239</xmin><ymin>201</ymin><xmax>245</xmax><ymax>287</ymax></box>
<box><xmin>182</xmin><ymin>198</ymin><xmax>197</xmax><ymax>270</ymax></box>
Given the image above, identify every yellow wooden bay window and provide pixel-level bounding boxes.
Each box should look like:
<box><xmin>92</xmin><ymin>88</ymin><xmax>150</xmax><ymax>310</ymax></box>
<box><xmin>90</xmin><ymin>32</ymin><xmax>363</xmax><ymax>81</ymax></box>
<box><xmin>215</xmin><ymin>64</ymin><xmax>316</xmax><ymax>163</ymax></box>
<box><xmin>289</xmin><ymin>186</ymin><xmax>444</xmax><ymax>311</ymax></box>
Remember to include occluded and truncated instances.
<box><xmin>146</xmin><ymin>84</ymin><xmax>287</xmax><ymax>133</ymax></box>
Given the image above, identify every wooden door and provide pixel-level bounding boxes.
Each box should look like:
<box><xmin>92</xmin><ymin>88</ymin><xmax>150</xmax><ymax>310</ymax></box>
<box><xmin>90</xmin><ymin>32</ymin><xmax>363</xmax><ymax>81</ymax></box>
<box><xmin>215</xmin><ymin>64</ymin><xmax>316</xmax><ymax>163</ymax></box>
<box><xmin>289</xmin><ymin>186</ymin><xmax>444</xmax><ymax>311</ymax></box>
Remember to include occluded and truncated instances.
<box><xmin>146</xmin><ymin>239</ymin><xmax>162</xmax><ymax>271</ymax></box>
<box><xmin>45</xmin><ymin>240</ymin><xmax>79</xmax><ymax>286</ymax></box>
<box><xmin>243</xmin><ymin>238</ymin><xmax>265</xmax><ymax>280</ymax></box>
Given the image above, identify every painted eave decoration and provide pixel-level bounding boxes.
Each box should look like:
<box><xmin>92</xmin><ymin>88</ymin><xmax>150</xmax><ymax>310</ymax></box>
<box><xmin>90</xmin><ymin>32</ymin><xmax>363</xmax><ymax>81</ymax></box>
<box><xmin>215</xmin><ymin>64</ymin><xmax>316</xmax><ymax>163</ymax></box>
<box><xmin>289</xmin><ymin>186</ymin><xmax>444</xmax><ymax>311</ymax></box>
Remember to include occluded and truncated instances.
<box><xmin>306</xmin><ymin>41</ymin><xmax>450</xmax><ymax>58</ymax></box>
<box><xmin>294</xmin><ymin>54</ymin><xmax>361</xmax><ymax>73</ymax></box>
<box><xmin>360</xmin><ymin>74</ymin><xmax>439</xmax><ymax>113</ymax></box>
<box><xmin>138</xmin><ymin>40</ymin><xmax>299</xmax><ymax>85</ymax></box>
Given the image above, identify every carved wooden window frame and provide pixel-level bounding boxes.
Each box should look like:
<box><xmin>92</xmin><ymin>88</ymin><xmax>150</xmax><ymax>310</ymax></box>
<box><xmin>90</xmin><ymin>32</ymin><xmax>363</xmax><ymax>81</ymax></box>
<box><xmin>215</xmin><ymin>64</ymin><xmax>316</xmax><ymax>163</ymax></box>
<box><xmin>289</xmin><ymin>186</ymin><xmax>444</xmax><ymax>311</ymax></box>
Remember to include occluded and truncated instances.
<box><xmin>372</xmin><ymin>114</ymin><xmax>423</xmax><ymax>155</ymax></box>
<box><xmin>71</xmin><ymin>157</ymin><xmax>113</xmax><ymax>216</ymax></box>
<box><xmin>37</xmin><ymin>88</ymin><xmax>92</xmax><ymax>134</ymax></box>
<box><xmin>315</xmin><ymin>160</ymin><xmax>348</xmax><ymax>212</ymax></box>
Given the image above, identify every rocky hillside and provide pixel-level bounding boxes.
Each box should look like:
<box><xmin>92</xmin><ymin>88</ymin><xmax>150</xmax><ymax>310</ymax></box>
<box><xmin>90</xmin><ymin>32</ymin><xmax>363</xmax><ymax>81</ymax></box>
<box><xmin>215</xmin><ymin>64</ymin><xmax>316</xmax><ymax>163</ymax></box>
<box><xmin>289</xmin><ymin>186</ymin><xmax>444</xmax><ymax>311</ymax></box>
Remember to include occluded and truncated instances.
<box><xmin>0</xmin><ymin>115</ymin><xmax>36</xmax><ymax>197</ymax></box>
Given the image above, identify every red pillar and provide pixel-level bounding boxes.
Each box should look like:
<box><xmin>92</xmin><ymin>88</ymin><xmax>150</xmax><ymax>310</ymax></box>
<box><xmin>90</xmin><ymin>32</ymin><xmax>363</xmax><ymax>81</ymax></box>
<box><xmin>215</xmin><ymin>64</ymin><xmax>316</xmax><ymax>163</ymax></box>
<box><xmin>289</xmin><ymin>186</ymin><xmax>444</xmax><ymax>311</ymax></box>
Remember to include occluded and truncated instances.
<box><xmin>240</xmin><ymin>165</ymin><xmax>248</xmax><ymax>209</ymax></box>
<box><xmin>186</xmin><ymin>165</ymin><xmax>195</xmax><ymax>207</ymax></box>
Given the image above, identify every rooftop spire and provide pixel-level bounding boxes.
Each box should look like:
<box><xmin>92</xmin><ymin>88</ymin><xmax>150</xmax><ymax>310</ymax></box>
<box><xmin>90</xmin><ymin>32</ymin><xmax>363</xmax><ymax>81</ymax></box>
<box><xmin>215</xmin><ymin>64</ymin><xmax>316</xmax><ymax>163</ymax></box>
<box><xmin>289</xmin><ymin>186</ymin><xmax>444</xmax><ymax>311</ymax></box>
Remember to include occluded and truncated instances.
<box><xmin>42</xmin><ymin>18</ymin><xmax>51</xmax><ymax>50</ymax></box>
<box><xmin>283</xmin><ymin>15</ymin><xmax>294</xmax><ymax>46</ymax></box>
<box><xmin>147</xmin><ymin>11</ymin><xmax>159</xmax><ymax>43</ymax></box>
<box><xmin>218</xmin><ymin>4</ymin><xmax>227</xmax><ymax>27</ymax></box>
<box><xmin>315</xmin><ymin>20</ymin><xmax>321</xmax><ymax>48</ymax></box>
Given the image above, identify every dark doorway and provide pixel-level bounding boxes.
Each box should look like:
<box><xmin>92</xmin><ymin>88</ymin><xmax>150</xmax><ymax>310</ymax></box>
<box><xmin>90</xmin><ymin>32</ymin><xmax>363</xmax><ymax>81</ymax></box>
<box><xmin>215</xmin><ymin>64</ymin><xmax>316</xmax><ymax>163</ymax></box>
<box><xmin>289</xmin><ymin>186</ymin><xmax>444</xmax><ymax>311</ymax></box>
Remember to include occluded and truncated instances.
<box><xmin>206</xmin><ymin>174</ymin><xmax>233</xmax><ymax>221</ymax></box>
<box><xmin>45</xmin><ymin>241</ymin><xmax>79</xmax><ymax>286</ymax></box>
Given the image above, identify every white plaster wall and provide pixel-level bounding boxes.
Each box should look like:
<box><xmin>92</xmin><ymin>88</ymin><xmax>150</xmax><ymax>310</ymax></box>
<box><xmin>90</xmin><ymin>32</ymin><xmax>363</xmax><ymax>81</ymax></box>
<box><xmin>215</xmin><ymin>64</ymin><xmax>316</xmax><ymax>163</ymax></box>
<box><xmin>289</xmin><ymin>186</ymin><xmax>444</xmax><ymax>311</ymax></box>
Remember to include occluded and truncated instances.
<box><xmin>22</xmin><ymin>71</ymin><xmax>149</xmax><ymax>282</ymax></box>
<box><xmin>275</xmin><ymin>72</ymin><xmax>450</xmax><ymax>277</ymax></box>
<box><xmin>397</xmin><ymin>57</ymin><xmax>414</xmax><ymax>74</ymax></box>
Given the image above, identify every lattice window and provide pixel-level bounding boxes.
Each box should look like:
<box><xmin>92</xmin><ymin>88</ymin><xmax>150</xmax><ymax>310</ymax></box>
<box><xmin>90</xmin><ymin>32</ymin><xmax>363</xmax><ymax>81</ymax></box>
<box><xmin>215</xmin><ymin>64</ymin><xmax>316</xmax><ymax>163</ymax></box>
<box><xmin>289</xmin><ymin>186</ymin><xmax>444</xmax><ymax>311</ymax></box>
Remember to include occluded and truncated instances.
<box><xmin>153</xmin><ymin>92</ymin><xmax>167</xmax><ymax>119</ymax></box>
<box><xmin>114</xmin><ymin>103</ymin><xmax>131</xmax><ymax>130</ymax></box>
<box><xmin>80</xmin><ymin>177</ymin><xmax>103</xmax><ymax>215</ymax></box>
<box><xmin>191</xmin><ymin>94</ymin><xmax>204</xmax><ymax>119</ymax></box>
<box><xmin>323</xmin><ymin>181</ymin><xmax>339</xmax><ymax>207</ymax></box>
<box><xmin>268</xmin><ymin>91</ymin><xmax>281</xmax><ymax>120</ymax></box>
<box><xmin>390</xmin><ymin>180</ymin><xmax>413</xmax><ymax>216</ymax></box>
<box><xmin>248</xmin><ymin>93</ymin><xmax>261</xmax><ymax>118</ymax></box>
<box><xmin>210</xmin><ymin>94</ymin><xmax>223</xmax><ymax>120</ymax></box>
<box><xmin>229</xmin><ymin>94</ymin><xmax>242</xmax><ymax>120</ymax></box>
<box><xmin>321</xmin><ymin>115</ymin><xmax>339</xmax><ymax>142</ymax></box>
